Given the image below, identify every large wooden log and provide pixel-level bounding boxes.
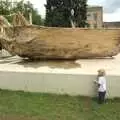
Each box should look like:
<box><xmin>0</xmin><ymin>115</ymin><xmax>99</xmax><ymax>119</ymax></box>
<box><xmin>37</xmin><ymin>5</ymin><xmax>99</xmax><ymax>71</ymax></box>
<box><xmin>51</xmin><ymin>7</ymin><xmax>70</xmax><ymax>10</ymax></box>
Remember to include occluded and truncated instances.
<box><xmin>0</xmin><ymin>26</ymin><xmax>120</xmax><ymax>60</ymax></box>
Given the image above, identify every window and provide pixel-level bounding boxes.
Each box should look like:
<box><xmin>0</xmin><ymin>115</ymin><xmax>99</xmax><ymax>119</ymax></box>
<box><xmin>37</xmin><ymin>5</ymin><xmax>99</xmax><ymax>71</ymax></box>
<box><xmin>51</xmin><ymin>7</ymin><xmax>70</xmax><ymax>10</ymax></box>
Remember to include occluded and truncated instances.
<box><xmin>94</xmin><ymin>13</ymin><xmax>97</xmax><ymax>20</ymax></box>
<box><xmin>87</xmin><ymin>13</ymin><xmax>93</xmax><ymax>20</ymax></box>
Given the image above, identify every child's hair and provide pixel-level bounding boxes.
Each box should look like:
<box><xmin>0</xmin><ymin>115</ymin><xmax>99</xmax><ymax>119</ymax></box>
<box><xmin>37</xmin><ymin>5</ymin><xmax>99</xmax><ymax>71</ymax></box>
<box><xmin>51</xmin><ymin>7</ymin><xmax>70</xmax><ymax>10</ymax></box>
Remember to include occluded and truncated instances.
<box><xmin>97</xmin><ymin>69</ymin><xmax>106</xmax><ymax>76</ymax></box>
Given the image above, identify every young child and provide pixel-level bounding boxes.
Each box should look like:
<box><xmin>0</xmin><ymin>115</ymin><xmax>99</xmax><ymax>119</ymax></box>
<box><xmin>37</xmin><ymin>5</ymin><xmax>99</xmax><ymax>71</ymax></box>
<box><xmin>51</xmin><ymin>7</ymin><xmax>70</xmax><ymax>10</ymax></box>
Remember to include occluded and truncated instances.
<box><xmin>94</xmin><ymin>69</ymin><xmax>106</xmax><ymax>104</ymax></box>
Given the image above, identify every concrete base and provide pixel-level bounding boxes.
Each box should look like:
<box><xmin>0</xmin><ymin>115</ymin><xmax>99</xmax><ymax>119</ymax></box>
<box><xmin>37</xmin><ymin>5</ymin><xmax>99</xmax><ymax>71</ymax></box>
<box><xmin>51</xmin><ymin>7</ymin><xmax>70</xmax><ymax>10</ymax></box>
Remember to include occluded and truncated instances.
<box><xmin>0</xmin><ymin>55</ymin><xmax>120</xmax><ymax>98</ymax></box>
<box><xmin>0</xmin><ymin>71</ymin><xmax>120</xmax><ymax>98</ymax></box>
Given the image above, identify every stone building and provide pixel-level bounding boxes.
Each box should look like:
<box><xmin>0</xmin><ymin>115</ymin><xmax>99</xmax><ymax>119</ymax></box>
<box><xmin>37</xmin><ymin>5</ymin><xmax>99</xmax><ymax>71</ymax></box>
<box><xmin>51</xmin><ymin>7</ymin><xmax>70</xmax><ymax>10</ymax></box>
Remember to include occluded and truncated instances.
<box><xmin>87</xmin><ymin>6</ymin><xmax>103</xmax><ymax>28</ymax></box>
<box><xmin>104</xmin><ymin>22</ymin><xmax>120</xmax><ymax>28</ymax></box>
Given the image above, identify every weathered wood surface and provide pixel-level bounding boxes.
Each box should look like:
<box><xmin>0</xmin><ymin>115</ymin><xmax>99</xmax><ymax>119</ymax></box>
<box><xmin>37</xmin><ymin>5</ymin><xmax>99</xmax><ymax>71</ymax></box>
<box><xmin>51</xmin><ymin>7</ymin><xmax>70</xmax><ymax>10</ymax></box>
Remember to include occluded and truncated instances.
<box><xmin>0</xmin><ymin>26</ymin><xmax>120</xmax><ymax>59</ymax></box>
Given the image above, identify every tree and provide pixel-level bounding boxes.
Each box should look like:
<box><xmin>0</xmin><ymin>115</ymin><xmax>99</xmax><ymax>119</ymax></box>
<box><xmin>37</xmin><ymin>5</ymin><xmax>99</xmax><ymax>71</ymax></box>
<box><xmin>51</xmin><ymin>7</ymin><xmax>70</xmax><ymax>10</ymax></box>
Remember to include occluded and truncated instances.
<box><xmin>45</xmin><ymin>0</ymin><xmax>71</xmax><ymax>27</ymax></box>
<box><xmin>73</xmin><ymin>0</ymin><xmax>87</xmax><ymax>27</ymax></box>
<box><xmin>12</xmin><ymin>0</ymin><xmax>44</xmax><ymax>25</ymax></box>
<box><xmin>0</xmin><ymin>0</ymin><xmax>13</xmax><ymax>22</ymax></box>
<box><xmin>45</xmin><ymin>0</ymin><xmax>87</xmax><ymax>27</ymax></box>
<box><xmin>0</xmin><ymin>0</ymin><xmax>12</xmax><ymax>15</ymax></box>
<box><xmin>0</xmin><ymin>0</ymin><xmax>44</xmax><ymax>26</ymax></box>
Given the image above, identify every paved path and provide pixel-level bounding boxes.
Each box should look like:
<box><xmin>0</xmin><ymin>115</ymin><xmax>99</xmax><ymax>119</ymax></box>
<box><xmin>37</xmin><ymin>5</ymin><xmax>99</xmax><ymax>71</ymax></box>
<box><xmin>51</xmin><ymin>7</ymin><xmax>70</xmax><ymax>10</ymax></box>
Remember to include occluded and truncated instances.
<box><xmin>0</xmin><ymin>54</ymin><xmax>120</xmax><ymax>75</ymax></box>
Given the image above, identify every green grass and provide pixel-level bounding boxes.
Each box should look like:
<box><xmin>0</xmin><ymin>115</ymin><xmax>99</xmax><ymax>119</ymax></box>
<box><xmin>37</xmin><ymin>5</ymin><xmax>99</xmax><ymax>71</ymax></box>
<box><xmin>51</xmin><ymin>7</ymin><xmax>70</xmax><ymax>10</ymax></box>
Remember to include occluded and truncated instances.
<box><xmin>0</xmin><ymin>89</ymin><xmax>119</xmax><ymax>120</ymax></box>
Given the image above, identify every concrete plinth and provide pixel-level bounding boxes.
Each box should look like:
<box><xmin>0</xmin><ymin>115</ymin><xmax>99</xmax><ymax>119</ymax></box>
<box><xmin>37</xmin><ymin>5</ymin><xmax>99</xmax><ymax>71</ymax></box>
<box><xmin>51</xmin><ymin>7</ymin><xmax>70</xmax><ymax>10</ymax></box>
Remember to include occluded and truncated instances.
<box><xmin>0</xmin><ymin>55</ymin><xmax>120</xmax><ymax>98</ymax></box>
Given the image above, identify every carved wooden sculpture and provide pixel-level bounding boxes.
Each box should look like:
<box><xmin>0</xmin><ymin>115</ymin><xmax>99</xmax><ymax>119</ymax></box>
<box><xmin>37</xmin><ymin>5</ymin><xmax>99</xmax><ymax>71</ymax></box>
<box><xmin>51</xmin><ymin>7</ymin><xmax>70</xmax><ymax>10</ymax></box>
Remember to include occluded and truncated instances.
<box><xmin>0</xmin><ymin>13</ymin><xmax>120</xmax><ymax>60</ymax></box>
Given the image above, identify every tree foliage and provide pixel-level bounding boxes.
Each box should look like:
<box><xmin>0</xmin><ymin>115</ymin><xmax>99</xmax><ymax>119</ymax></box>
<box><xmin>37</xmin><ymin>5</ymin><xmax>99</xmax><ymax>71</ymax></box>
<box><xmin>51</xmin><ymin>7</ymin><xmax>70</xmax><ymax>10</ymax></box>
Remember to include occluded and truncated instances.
<box><xmin>0</xmin><ymin>0</ymin><xmax>44</xmax><ymax>25</ymax></box>
<box><xmin>45</xmin><ymin>0</ymin><xmax>87</xmax><ymax>27</ymax></box>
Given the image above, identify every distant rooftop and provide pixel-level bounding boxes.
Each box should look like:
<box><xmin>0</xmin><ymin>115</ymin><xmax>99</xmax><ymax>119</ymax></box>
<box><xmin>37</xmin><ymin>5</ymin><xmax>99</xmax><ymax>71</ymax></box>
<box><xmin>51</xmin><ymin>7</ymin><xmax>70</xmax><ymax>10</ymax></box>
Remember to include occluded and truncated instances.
<box><xmin>87</xmin><ymin>5</ymin><xmax>103</xmax><ymax>11</ymax></box>
<box><xmin>87</xmin><ymin>5</ymin><xmax>102</xmax><ymax>8</ymax></box>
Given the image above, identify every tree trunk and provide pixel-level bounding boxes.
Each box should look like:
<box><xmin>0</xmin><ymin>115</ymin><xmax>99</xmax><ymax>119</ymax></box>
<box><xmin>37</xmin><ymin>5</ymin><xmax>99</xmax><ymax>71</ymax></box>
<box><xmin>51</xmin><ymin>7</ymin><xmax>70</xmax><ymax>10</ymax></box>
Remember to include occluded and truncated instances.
<box><xmin>0</xmin><ymin>26</ymin><xmax>120</xmax><ymax>60</ymax></box>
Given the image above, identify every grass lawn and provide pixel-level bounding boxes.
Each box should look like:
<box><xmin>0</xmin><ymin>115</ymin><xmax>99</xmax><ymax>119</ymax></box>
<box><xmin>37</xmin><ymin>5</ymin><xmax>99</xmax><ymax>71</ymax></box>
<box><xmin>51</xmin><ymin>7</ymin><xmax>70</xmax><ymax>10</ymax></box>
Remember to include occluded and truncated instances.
<box><xmin>0</xmin><ymin>89</ymin><xmax>120</xmax><ymax>120</ymax></box>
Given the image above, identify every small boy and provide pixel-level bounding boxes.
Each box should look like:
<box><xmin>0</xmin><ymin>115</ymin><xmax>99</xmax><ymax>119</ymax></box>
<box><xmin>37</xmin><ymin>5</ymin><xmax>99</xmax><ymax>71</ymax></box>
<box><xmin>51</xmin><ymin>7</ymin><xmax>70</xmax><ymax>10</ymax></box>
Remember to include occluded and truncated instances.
<box><xmin>94</xmin><ymin>69</ymin><xmax>106</xmax><ymax>104</ymax></box>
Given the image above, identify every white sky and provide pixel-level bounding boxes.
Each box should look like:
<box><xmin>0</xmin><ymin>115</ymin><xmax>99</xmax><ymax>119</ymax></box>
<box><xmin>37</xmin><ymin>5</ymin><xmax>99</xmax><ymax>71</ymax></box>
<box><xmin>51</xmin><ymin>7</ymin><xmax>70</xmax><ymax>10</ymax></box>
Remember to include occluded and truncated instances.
<box><xmin>15</xmin><ymin>0</ymin><xmax>120</xmax><ymax>22</ymax></box>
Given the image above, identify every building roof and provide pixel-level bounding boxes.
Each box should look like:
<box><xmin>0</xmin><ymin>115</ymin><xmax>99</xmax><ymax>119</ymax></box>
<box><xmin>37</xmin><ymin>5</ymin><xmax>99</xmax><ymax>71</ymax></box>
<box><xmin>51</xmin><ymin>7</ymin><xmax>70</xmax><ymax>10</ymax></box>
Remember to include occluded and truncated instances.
<box><xmin>87</xmin><ymin>5</ymin><xmax>102</xmax><ymax>8</ymax></box>
<box><xmin>87</xmin><ymin>5</ymin><xmax>103</xmax><ymax>12</ymax></box>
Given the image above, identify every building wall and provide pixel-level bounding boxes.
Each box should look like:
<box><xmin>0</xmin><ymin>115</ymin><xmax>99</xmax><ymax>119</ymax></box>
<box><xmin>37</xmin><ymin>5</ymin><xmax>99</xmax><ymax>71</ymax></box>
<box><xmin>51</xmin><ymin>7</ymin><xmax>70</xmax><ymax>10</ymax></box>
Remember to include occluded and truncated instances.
<box><xmin>104</xmin><ymin>22</ymin><xmax>120</xmax><ymax>28</ymax></box>
<box><xmin>0</xmin><ymin>71</ymin><xmax>120</xmax><ymax>98</ymax></box>
<box><xmin>87</xmin><ymin>6</ymin><xmax>103</xmax><ymax>28</ymax></box>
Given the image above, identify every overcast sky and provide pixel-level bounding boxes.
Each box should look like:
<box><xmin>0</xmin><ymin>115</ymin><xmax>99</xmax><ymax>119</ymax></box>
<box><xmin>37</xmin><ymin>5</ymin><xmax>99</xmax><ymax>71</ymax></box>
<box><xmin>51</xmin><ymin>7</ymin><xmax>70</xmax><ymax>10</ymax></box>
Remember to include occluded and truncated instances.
<box><xmin>19</xmin><ymin>0</ymin><xmax>120</xmax><ymax>22</ymax></box>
